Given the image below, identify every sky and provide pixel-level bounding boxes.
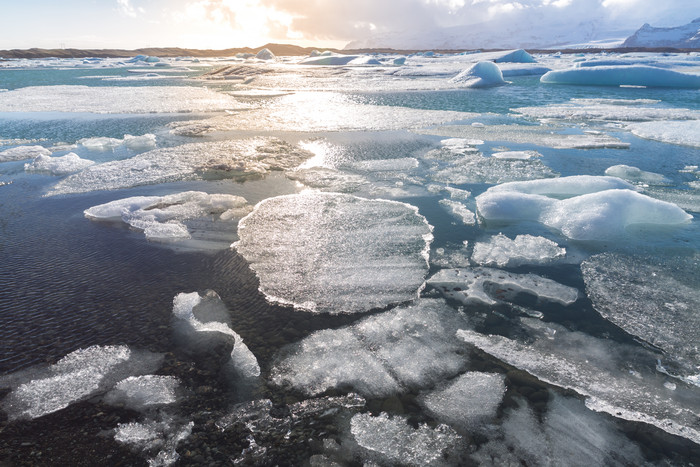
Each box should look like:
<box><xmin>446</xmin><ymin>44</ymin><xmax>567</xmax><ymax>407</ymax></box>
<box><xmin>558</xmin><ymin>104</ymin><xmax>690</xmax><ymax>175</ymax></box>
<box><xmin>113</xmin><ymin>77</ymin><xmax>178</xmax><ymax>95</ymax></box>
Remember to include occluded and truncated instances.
<box><xmin>0</xmin><ymin>0</ymin><xmax>697</xmax><ymax>50</ymax></box>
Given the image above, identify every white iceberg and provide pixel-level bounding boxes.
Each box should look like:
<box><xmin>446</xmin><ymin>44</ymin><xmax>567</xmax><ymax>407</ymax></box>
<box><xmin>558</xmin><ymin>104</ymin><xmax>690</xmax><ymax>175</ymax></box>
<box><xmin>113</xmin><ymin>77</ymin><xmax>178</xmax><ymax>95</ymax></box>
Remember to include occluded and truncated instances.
<box><xmin>604</xmin><ymin>164</ymin><xmax>671</xmax><ymax>185</ymax></box>
<box><xmin>628</xmin><ymin>120</ymin><xmax>700</xmax><ymax>148</ymax></box>
<box><xmin>24</xmin><ymin>153</ymin><xmax>95</xmax><ymax>175</ymax></box>
<box><xmin>234</xmin><ymin>192</ymin><xmax>432</xmax><ymax>314</ymax></box>
<box><xmin>541</xmin><ymin>66</ymin><xmax>700</xmax><ymax>89</ymax></box>
<box><xmin>255</xmin><ymin>48</ymin><xmax>275</xmax><ymax>60</ymax></box>
<box><xmin>451</xmin><ymin>61</ymin><xmax>506</xmax><ymax>88</ymax></box>
<box><xmin>0</xmin><ymin>145</ymin><xmax>51</xmax><ymax>162</ymax></box>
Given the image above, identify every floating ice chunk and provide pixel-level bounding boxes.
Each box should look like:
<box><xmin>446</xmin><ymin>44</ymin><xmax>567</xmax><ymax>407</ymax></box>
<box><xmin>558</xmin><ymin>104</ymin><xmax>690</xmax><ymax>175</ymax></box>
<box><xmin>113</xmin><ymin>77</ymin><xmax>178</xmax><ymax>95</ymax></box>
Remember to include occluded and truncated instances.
<box><xmin>0</xmin><ymin>145</ymin><xmax>51</xmax><ymax>162</ymax></box>
<box><xmin>472</xmin><ymin>233</ymin><xmax>565</xmax><ymax>267</ymax></box>
<box><xmin>349</xmin><ymin>412</ymin><xmax>461</xmax><ymax>466</ymax></box>
<box><xmin>604</xmin><ymin>164</ymin><xmax>671</xmax><ymax>185</ymax></box>
<box><xmin>50</xmin><ymin>138</ymin><xmax>311</xmax><ymax>195</ymax></box>
<box><xmin>439</xmin><ymin>199</ymin><xmax>476</xmax><ymax>225</ymax></box>
<box><xmin>628</xmin><ymin>120</ymin><xmax>700</xmax><ymax>147</ymax></box>
<box><xmin>299</xmin><ymin>54</ymin><xmax>362</xmax><ymax>66</ymax></box>
<box><xmin>451</xmin><ymin>61</ymin><xmax>506</xmax><ymax>88</ymax></box>
<box><xmin>172</xmin><ymin>291</ymin><xmax>260</xmax><ymax>379</ymax></box>
<box><xmin>491</xmin><ymin>150</ymin><xmax>541</xmax><ymax>160</ymax></box>
<box><xmin>78</xmin><ymin>133</ymin><xmax>155</xmax><ymax>152</ymax></box>
<box><xmin>115</xmin><ymin>415</ymin><xmax>193</xmax><ymax>467</ymax></box>
<box><xmin>0</xmin><ymin>85</ymin><xmax>244</xmax><ymax>113</ymax></box>
<box><xmin>582</xmin><ymin>253</ymin><xmax>700</xmax><ymax>381</ymax></box>
<box><xmin>255</xmin><ymin>48</ymin><xmax>275</xmax><ymax>60</ymax></box>
<box><xmin>234</xmin><ymin>192</ymin><xmax>432</xmax><ymax>314</ymax></box>
<box><xmin>419</xmin><ymin>372</ymin><xmax>505</xmax><ymax>431</ymax></box>
<box><xmin>104</xmin><ymin>375</ymin><xmax>180</xmax><ymax>411</ymax></box>
<box><xmin>85</xmin><ymin>191</ymin><xmax>252</xmax><ymax>247</ymax></box>
<box><xmin>0</xmin><ymin>345</ymin><xmax>163</xmax><ymax>420</ymax></box>
<box><xmin>457</xmin><ymin>319</ymin><xmax>700</xmax><ymax>445</ymax></box>
<box><xmin>493</xmin><ymin>49</ymin><xmax>536</xmax><ymax>63</ymax></box>
<box><xmin>472</xmin><ymin>393</ymin><xmax>647</xmax><ymax>466</ymax></box>
<box><xmin>513</xmin><ymin>99</ymin><xmax>700</xmax><ymax>122</ymax></box>
<box><xmin>428</xmin><ymin>267</ymin><xmax>578</xmax><ymax>307</ymax></box>
<box><xmin>541</xmin><ymin>65</ymin><xmax>700</xmax><ymax>88</ymax></box>
<box><xmin>349</xmin><ymin>157</ymin><xmax>419</xmax><ymax>172</ymax></box>
<box><xmin>78</xmin><ymin>136</ymin><xmax>123</xmax><ymax>151</ymax></box>
<box><xmin>271</xmin><ymin>299</ymin><xmax>470</xmax><ymax>397</ymax></box>
<box><xmin>24</xmin><ymin>153</ymin><xmax>95</xmax><ymax>175</ymax></box>
<box><xmin>476</xmin><ymin>176</ymin><xmax>691</xmax><ymax>240</ymax></box>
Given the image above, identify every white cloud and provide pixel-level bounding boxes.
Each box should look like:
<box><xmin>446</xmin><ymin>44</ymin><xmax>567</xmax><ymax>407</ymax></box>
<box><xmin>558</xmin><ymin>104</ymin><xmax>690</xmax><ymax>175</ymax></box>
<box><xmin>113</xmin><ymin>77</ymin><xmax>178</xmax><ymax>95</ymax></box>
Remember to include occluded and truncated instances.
<box><xmin>116</xmin><ymin>0</ymin><xmax>137</xmax><ymax>17</ymax></box>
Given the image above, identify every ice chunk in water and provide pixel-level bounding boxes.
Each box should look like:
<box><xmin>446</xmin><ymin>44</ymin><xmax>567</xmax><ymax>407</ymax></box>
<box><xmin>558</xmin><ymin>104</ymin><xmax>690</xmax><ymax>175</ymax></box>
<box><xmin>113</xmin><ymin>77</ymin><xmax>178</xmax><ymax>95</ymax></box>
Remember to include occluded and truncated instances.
<box><xmin>79</xmin><ymin>134</ymin><xmax>157</xmax><ymax>152</ymax></box>
<box><xmin>582</xmin><ymin>253</ymin><xmax>700</xmax><ymax>382</ymax></box>
<box><xmin>50</xmin><ymin>137</ymin><xmax>311</xmax><ymax>195</ymax></box>
<box><xmin>271</xmin><ymin>299</ymin><xmax>470</xmax><ymax>397</ymax></box>
<box><xmin>85</xmin><ymin>191</ymin><xmax>252</xmax><ymax>249</ymax></box>
<box><xmin>104</xmin><ymin>375</ymin><xmax>180</xmax><ymax>411</ymax></box>
<box><xmin>476</xmin><ymin>176</ymin><xmax>692</xmax><ymax>240</ymax></box>
<box><xmin>439</xmin><ymin>199</ymin><xmax>476</xmax><ymax>225</ymax></box>
<box><xmin>541</xmin><ymin>65</ymin><xmax>700</xmax><ymax>88</ymax></box>
<box><xmin>604</xmin><ymin>164</ymin><xmax>671</xmax><ymax>185</ymax></box>
<box><xmin>628</xmin><ymin>120</ymin><xmax>700</xmax><ymax>148</ymax></box>
<box><xmin>115</xmin><ymin>415</ymin><xmax>193</xmax><ymax>467</ymax></box>
<box><xmin>349</xmin><ymin>412</ymin><xmax>462</xmax><ymax>466</ymax></box>
<box><xmin>0</xmin><ymin>145</ymin><xmax>51</xmax><ymax>162</ymax></box>
<box><xmin>428</xmin><ymin>267</ymin><xmax>578</xmax><ymax>307</ymax></box>
<box><xmin>450</xmin><ymin>61</ymin><xmax>506</xmax><ymax>88</ymax></box>
<box><xmin>24</xmin><ymin>153</ymin><xmax>95</xmax><ymax>175</ymax></box>
<box><xmin>255</xmin><ymin>48</ymin><xmax>275</xmax><ymax>60</ymax></box>
<box><xmin>513</xmin><ymin>98</ymin><xmax>700</xmax><ymax>122</ymax></box>
<box><xmin>0</xmin><ymin>345</ymin><xmax>163</xmax><ymax>420</ymax></box>
<box><xmin>490</xmin><ymin>150</ymin><xmax>541</xmax><ymax>160</ymax></box>
<box><xmin>472</xmin><ymin>393</ymin><xmax>647</xmax><ymax>466</ymax></box>
<box><xmin>457</xmin><ymin>319</ymin><xmax>700</xmax><ymax>444</ymax></box>
<box><xmin>419</xmin><ymin>372</ymin><xmax>505</xmax><ymax>431</ymax></box>
<box><xmin>471</xmin><ymin>233</ymin><xmax>566</xmax><ymax>267</ymax></box>
<box><xmin>234</xmin><ymin>192</ymin><xmax>433</xmax><ymax>314</ymax></box>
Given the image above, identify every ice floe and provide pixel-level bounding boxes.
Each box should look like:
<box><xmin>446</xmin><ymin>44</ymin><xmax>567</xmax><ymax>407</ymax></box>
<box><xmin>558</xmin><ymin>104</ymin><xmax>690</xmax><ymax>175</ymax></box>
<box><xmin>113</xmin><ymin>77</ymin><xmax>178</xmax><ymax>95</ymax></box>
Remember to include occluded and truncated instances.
<box><xmin>78</xmin><ymin>133</ymin><xmax>157</xmax><ymax>152</ymax></box>
<box><xmin>0</xmin><ymin>345</ymin><xmax>163</xmax><ymax>420</ymax></box>
<box><xmin>115</xmin><ymin>415</ymin><xmax>193</xmax><ymax>467</ymax></box>
<box><xmin>541</xmin><ymin>65</ymin><xmax>700</xmax><ymax>88</ymax></box>
<box><xmin>628</xmin><ymin>120</ymin><xmax>700</xmax><ymax>147</ymax></box>
<box><xmin>0</xmin><ymin>85</ymin><xmax>245</xmax><ymax>113</ymax></box>
<box><xmin>0</xmin><ymin>145</ymin><xmax>51</xmax><ymax>162</ymax></box>
<box><xmin>418</xmin><ymin>372</ymin><xmax>506</xmax><ymax>431</ymax></box>
<box><xmin>49</xmin><ymin>137</ymin><xmax>311</xmax><ymax>195</ymax></box>
<box><xmin>24</xmin><ymin>152</ymin><xmax>95</xmax><ymax>175</ymax></box>
<box><xmin>271</xmin><ymin>299</ymin><xmax>470</xmax><ymax>397</ymax></box>
<box><xmin>476</xmin><ymin>176</ymin><xmax>692</xmax><ymax>240</ymax></box>
<box><xmin>104</xmin><ymin>375</ymin><xmax>180</xmax><ymax>411</ymax></box>
<box><xmin>513</xmin><ymin>99</ymin><xmax>700</xmax><ymax>122</ymax></box>
<box><xmin>428</xmin><ymin>268</ymin><xmax>578</xmax><ymax>307</ymax></box>
<box><xmin>582</xmin><ymin>253</ymin><xmax>700</xmax><ymax>383</ymax></box>
<box><xmin>490</xmin><ymin>150</ymin><xmax>541</xmax><ymax>160</ymax></box>
<box><xmin>85</xmin><ymin>191</ymin><xmax>252</xmax><ymax>248</ymax></box>
<box><xmin>439</xmin><ymin>199</ymin><xmax>476</xmax><ymax>225</ymax></box>
<box><xmin>234</xmin><ymin>192</ymin><xmax>433</xmax><ymax>314</ymax></box>
<box><xmin>457</xmin><ymin>318</ymin><xmax>700</xmax><ymax>445</ymax></box>
<box><xmin>450</xmin><ymin>61</ymin><xmax>506</xmax><ymax>88</ymax></box>
<box><xmin>471</xmin><ymin>233</ymin><xmax>566</xmax><ymax>267</ymax></box>
<box><xmin>604</xmin><ymin>164</ymin><xmax>671</xmax><ymax>185</ymax></box>
<box><xmin>349</xmin><ymin>412</ymin><xmax>462</xmax><ymax>466</ymax></box>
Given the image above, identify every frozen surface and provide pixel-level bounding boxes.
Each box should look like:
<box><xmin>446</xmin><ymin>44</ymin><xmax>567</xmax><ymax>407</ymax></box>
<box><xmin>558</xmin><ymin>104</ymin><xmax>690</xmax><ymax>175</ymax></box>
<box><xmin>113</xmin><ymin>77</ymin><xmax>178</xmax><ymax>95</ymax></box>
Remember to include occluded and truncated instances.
<box><xmin>79</xmin><ymin>134</ymin><xmax>157</xmax><ymax>152</ymax></box>
<box><xmin>419</xmin><ymin>372</ymin><xmax>505</xmax><ymax>431</ymax></box>
<box><xmin>490</xmin><ymin>150</ymin><xmax>541</xmax><ymax>160</ymax></box>
<box><xmin>349</xmin><ymin>412</ymin><xmax>462</xmax><ymax>466</ymax></box>
<box><xmin>271</xmin><ymin>299</ymin><xmax>470</xmax><ymax>397</ymax></box>
<box><xmin>234</xmin><ymin>192</ymin><xmax>433</xmax><ymax>314</ymax></box>
<box><xmin>513</xmin><ymin>99</ymin><xmax>700</xmax><ymax>122</ymax></box>
<box><xmin>0</xmin><ymin>345</ymin><xmax>163</xmax><ymax>420</ymax></box>
<box><xmin>450</xmin><ymin>62</ymin><xmax>506</xmax><ymax>88</ymax></box>
<box><xmin>24</xmin><ymin>153</ymin><xmax>95</xmax><ymax>175</ymax></box>
<box><xmin>457</xmin><ymin>319</ymin><xmax>700</xmax><ymax>445</ymax></box>
<box><xmin>604</xmin><ymin>164</ymin><xmax>671</xmax><ymax>185</ymax></box>
<box><xmin>582</xmin><ymin>253</ymin><xmax>700</xmax><ymax>382</ymax></box>
<box><xmin>628</xmin><ymin>120</ymin><xmax>700</xmax><ymax>147</ymax></box>
<box><xmin>471</xmin><ymin>233</ymin><xmax>566</xmax><ymax>267</ymax></box>
<box><xmin>0</xmin><ymin>145</ymin><xmax>51</xmax><ymax>162</ymax></box>
<box><xmin>50</xmin><ymin>137</ymin><xmax>311</xmax><ymax>195</ymax></box>
<box><xmin>476</xmin><ymin>176</ymin><xmax>692</xmax><ymax>240</ymax></box>
<box><xmin>428</xmin><ymin>267</ymin><xmax>578</xmax><ymax>307</ymax></box>
<box><xmin>439</xmin><ymin>199</ymin><xmax>476</xmax><ymax>225</ymax></box>
<box><xmin>541</xmin><ymin>66</ymin><xmax>700</xmax><ymax>88</ymax></box>
<box><xmin>472</xmin><ymin>393</ymin><xmax>647</xmax><ymax>466</ymax></box>
<box><xmin>104</xmin><ymin>375</ymin><xmax>180</xmax><ymax>411</ymax></box>
<box><xmin>0</xmin><ymin>85</ymin><xmax>245</xmax><ymax>113</ymax></box>
<box><xmin>85</xmin><ymin>191</ymin><xmax>251</xmax><ymax>248</ymax></box>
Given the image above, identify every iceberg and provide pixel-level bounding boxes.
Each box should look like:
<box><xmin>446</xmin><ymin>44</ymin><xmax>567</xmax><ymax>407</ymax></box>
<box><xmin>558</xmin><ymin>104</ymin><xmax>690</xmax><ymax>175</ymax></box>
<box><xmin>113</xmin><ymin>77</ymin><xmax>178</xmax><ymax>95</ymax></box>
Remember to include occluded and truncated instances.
<box><xmin>476</xmin><ymin>176</ymin><xmax>692</xmax><ymax>240</ymax></box>
<box><xmin>270</xmin><ymin>299</ymin><xmax>470</xmax><ymax>397</ymax></box>
<box><xmin>493</xmin><ymin>49</ymin><xmax>536</xmax><ymax>63</ymax></box>
<box><xmin>604</xmin><ymin>164</ymin><xmax>671</xmax><ymax>185</ymax></box>
<box><xmin>0</xmin><ymin>145</ymin><xmax>51</xmax><ymax>162</ymax></box>
<box><xmin>255</xmin><ymin>48</ymin><xmax>275</xmax><ymax>60</ymax></box>
<box><xmin>450</xmin><ymin>61</ymin><xmax>506</xmax><ymax>88</ymax></box>
<box><xmin>471</xmin><ymin>233</ymin><xmax>566</xmax><ymax>267</ymax></box>
<box><xmin>50</xmin><ymin>138</ymin><xmax>312</xmax><ymax>195</ymax></box>
<box><xmin>427</xmin><ymin>267</ymin><xmax>579</xmax><ymax>307</ymax></box>
<box><xmin>298</xmin><ymin>53</ymin><xmax>362</xmax><ymax>66</ymax></box>
<box><xmin>541</xmin><ymin>66</ymin><xmax>700</xmax><ymax>89</ymax></box>
<box><xmin>234</xmin><ymin>192</ymin><xmax>432</xmax><ymax>314</ymax></box>
<box><xmin>24</xmin><ymin>153</ymin><xmax>94</xmax><ymax>175</ymax></box>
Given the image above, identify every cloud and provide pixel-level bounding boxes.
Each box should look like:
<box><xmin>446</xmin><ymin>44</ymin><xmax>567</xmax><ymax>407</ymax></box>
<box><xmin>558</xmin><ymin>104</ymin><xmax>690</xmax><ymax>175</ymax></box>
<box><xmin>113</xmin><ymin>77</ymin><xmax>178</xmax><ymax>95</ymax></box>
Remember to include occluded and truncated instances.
<box><xmin>116</xmin><ymin>0</ymin><xmax>138</xmax><ymax>17</ymax></box>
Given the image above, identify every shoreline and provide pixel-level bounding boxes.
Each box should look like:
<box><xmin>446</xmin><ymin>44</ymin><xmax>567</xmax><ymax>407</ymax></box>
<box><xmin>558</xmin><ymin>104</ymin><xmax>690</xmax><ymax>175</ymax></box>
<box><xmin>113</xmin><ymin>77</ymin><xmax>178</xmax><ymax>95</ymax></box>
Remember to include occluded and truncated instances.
<box><xmin>1</xmin><ymin>43</ymin><xmax>696</xmax><ymax>59</ymax></box>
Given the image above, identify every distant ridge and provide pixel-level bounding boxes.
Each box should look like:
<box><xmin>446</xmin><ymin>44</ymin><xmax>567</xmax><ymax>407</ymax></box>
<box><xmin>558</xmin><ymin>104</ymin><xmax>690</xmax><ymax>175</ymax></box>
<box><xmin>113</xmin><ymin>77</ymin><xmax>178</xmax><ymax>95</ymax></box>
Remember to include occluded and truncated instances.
<box><xmin>622</xmin><ymin>18</ymin><xmax>700</xmax><ymax>48</ymax></box>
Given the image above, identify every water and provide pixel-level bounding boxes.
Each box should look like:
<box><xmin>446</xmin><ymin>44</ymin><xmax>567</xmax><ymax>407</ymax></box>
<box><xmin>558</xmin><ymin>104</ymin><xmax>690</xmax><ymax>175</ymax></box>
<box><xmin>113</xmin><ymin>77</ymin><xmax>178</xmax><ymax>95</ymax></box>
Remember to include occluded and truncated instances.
<box><xmin>0</xmin><ymin>54</ymin><xmax>698</xmax><ymax>465</ymax></box>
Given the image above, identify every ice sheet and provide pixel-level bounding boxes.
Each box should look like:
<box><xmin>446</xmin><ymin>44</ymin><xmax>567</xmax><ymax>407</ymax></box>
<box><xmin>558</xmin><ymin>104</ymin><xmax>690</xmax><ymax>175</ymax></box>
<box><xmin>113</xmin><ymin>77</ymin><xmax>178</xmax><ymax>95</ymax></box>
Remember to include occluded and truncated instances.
<box><xmin>104</xmin><ymin>375</ymin><xmax>180</xmax><ymax>411</ymax></box>
<box><xmin>24</xmin><ymin>153</ymin><xmax>95</xmax><ymax>175</ymax></box>
<box><xmin>234</xmin><ymin>192</ymin><xmax>433</xmax><ymax>314</ymax></box>
<box><xmin>471</xmin><ymin>233</ymin><xmax>566</xmax><ymax>267</ymax></box>
<box><xmin>628</xmin><ymin>120</ymin><xmax>700</xmax><ymax>147</ymax></box>
<box><xmin>0</xmin><ymin>145</ymin><xmax>51</xmax><ymax>162</ymax></box>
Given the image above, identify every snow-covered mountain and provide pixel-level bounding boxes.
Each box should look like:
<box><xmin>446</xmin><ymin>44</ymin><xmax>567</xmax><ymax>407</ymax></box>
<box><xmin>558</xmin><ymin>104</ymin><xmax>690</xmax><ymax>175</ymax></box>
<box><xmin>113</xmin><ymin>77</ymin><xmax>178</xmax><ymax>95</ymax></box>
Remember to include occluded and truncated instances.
<box><xmin>622</xmin><ymin>18</ymin><xmax>700</xmax><ymax>48</ymax></box>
